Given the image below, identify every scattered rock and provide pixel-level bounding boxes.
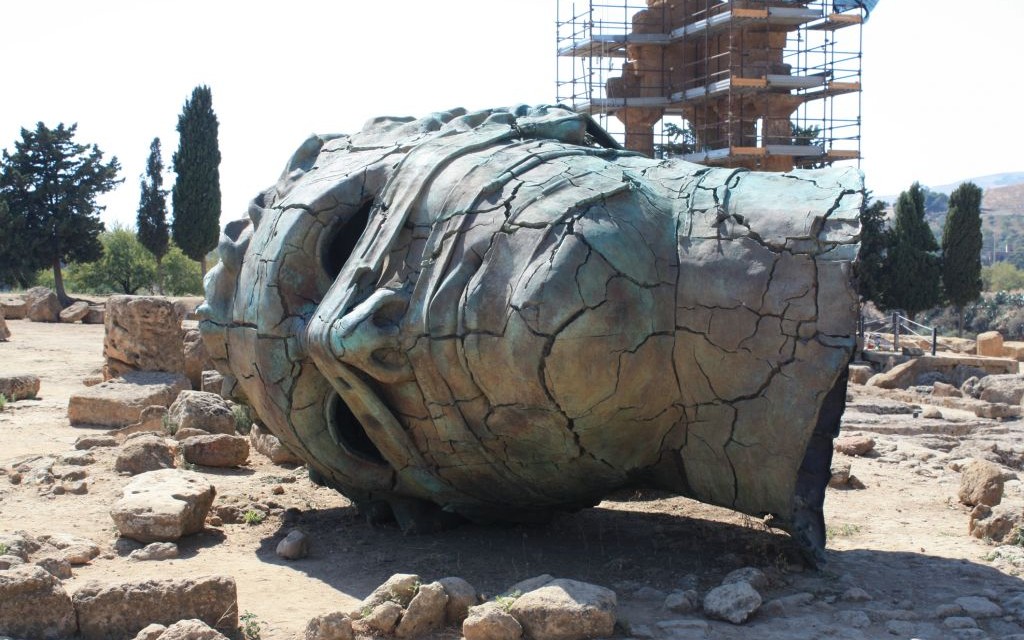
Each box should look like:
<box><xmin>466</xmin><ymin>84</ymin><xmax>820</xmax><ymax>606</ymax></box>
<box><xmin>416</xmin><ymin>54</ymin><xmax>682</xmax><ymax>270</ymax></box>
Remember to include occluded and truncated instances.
<box><xmin>132</xmin><ymin>623</ymin><xmax>168</xmax><ymax>640</ymax></box>
<box><xmin>944</xmin><ymin>616</ymin><xmax>979</xmax><ymax>629</ymax></box>
<box><xmin>75</xmin><ymin>434</ymin><xmax>118</xmax><ymax>450</ymax></box>
<box><xmin>973</xmin><ymin>373</ymin><xmax>1024</xmax><ymax>404</ymax></box>
<box><xmin>150</xmin><ymin>619</ymin><xmax>229</xmax><ymax>640</ymax></box>
<box><xmin>111</xmin><ymin>469</ymin><xmax>216</xmax><ymax>542</ymax></box>
<box><xmin>167</xmin><ymin>390</ymin><xmax>237</xmax><ymax>435</ymax></box>
<box><xmin>84</xmin><ymin>305</ymin><xmax>105</xmax><ymax>325</ymax></box>
<box><xmin>834</xmin><ymin>435</ymin><xmax>875</xmax><ymax>457</ymax></box>
<box><xmin>60</xmin><ymin>300</ymin><xmax>91</xmax><ymax>323</ymax></box>
<box><xmin>201</xmin><ymin>370</ymin><xmax>224</xmax><ymax>396</ymax></box>
<box><xmin>933</xmin><ymin>381</ymin><xmax>963</xmax><ymax>398</ymax></box>
<box><xmin>835</xmin><ymin>609</ymin><xmax>871</xmax><ymax>628</ymax></box>
<box><xmin>703</xmin><ymin>581</ymin><xmax>762</xmax><ymax>624</ymax></box>
<box><xmin>276</xmin><ymin>529</ymin><xmax>309</xmax><ymax>560</ymax></box>
<box><xmin>508</xmin><ymin>578</ymin><xmax>616</xmax><ymax>640</ymax></box>
<box><xmin>72</xmin><ymin>574</ymin><xmax>238</xmax><ymax>640</ymax></box>
<box><xmin>103</xmin><ymin>295</ymin><xmax>186</xmax><ymax>379</ymax></box>
<box><xmin>463</xmin><ymin>602</ymin><xmax>523</xmax><ymax>640</ymax></box>
<box><xmin>0</xmin><ymin>374</ymin><xmax>41</xmax><ymax>401</ymax></box>
<box><xmin>721</xmin><ymin>566</ymin><xmax>769</xmax><ymax>591</ymax></box>
<box><xmin>354</xmin><ymin>573</ymin><xmax>421</xmax><ymax>615</ymax></box>
<box><xmin>24</xmin><ymin>287</ymin><xmax>62</xmax><ymax>323</ymax></box>
<box><xmin>250</xmin><ymin>424</ymin><xmax>303</xmax><ymax>465</ymax></box>
<box><xmin>848</xmin><ymin>364</ymin><xmax>874</xmax><ymax>385</ymax></box>
<box><xmin>761</xmin><ymin>592</ymin><xmax>813</xmax><ymax>616</ymax></box>
<box><xmin>304</xmin><ymin>611</ymin><xmax>354</xmax><ymax>640</ymax></box>
<box><xmin>959</xmin><ymin>459</ymin><xmax>1005</xmax><ymax>507</ymax></box>
<box><xmin>969</xmin><ymin>504</ymin><xmax>1022</xmax><ymax>542</ymax></box>
<box><xmin>39</xmin><ymin>533</ymin><xmax>101</xmax><ymax>565</ymax></box>
<box><xmin>974</xmin><ymin>402</ymin><xmax>1020</xmax><ymax>419</ymax></box>
<box><xmin>35</xmin><ymin>556</ymin><xmax>73</xmax><ymax>579</ymax></box>
<box><xmin>953</xmin><ymin>596</ymin><xmax>1003</xmax><ymax>619</ymax></box>
<box><xmin>183</xmin><ymin>329</ymin><xmax>214</xmax><ymax>391</ymax></box>
<box><xmin>128</xmin><ymin>542</ymin><xmax>179</xmax><ymax>562</ymax></box>
<box><xmin>182</xmin><ymin>433</ymin><xmax>249</xmax><ymax>467</ymax></box>
<box><xmin>664</xmin><ymin>589</ymin><xmax>700</xmax><ymax>613</ymax></box>
<box><xmin>840</xmin><ymin>587</ymin><xmax>872</xmax><ymax>602</ymax></box>
<box><xmin>0</xmin><ymin>308</ymin><xmax>9</xmax><ymax>341</ymax></box>
<box><xmin>355</xmin><ymin>601</ymin><xmax>403</xmax><ymax>635</ymax></box>
<box><xmin>0</xmin><ymin>531</ymin><xmax>42</xmax><ymax>560</ymax></box>
<box><xmin>115</xmin><ymin>433</ymin><xmax>177</xmax><ymax>475</ymax></box>
<box><xmin>438</xmin><ymin>576</ymin><xmax>478</xmax><ymax>624</ymax></box>
<box><xmin>829</xmin><ymin>460</ymin><xmax>852</xmax><ymax>488</ymax></box>
<box><xmin>0</xmin><ymin>555</ymin><xmax>26</xmax><ymax>570</ymax></box>
<box><xmin>173</xmin><ymin>427</ymin><xmax>209</xmax><ymax>441</ymax></box>
<box><xmin>67</xmin><ymin>372</ymin><xmax>190</xmax><ymax>428</ymax></box>
<box><xmin>0</xmin><ymin>565</ymin><xmax>77</xmax><ymax>639</ymax></box>
<box><xmin>395</xmin><ymin>581</ymin><xmax>448</xmax><ymax>638</ymax></box>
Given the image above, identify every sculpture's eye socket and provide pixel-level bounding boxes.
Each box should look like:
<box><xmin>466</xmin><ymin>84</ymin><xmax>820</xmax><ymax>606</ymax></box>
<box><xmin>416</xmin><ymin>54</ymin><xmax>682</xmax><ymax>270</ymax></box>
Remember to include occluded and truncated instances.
<box><xmin>326</xmin><ymin>390</ymin><xmax>387</xmax><ymax>465</ymax></box>
<box><xmin>321</xmin><ymin>200</ymin><xmax>373</xmax><ymax>280</ymax></box>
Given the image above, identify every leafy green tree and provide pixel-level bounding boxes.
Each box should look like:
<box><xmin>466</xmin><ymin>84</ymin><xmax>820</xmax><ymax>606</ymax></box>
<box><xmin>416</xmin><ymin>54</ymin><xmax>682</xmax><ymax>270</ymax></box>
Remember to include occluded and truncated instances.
<box><xmin>941</xmin><ymin>182</ymin><xmax>984</xmax><ymax>336</ymax></box>
<box><xmin>162</xmin><ymin>243</ymin><xmax>204</xmax><ymax>295</ymax></box>
<box><xmin>172</xmin><ymin>85</ymin><xmax>221</xmax><ymax>275</ymax></box>
<box><xmin>0</xmin><ymin>123</ymin><xmax>121</xmax><ymax>304</ymax></box>
<box><xmin>137</xmin><ymin>137</ymin><xmax>169</xmax><ymax>292</ymax></box>
<box><xmin>0</xmin><ymin>197</ymin><xmax>35</xmax><ymax>288</ymax></box>
<box><xmin>883</xmin><ymin>182</ymin><xmax>942</xmax><ymax>320</ymax></box>
<box><xmin>921</xmin><ymin>187</ymin><xmax>949</xmax><ymax>215</ymax></box>
<box><xmin>856</xmin><ymin>194</ymin><xmax>889</xmax><ymax>304</ymax></box>
<box><xmin>983</xmin><ymin>262</ymin><xmax>1024</xmax><ymax>292</ymax></box>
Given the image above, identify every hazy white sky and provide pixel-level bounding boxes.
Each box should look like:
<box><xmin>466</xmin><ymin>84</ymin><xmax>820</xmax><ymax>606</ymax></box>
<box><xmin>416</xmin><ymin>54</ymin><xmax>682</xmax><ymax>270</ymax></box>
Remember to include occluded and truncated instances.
<box><xmin>1</xmin><ymin>0</ymin><xmax>1020</xmax><ymax>229</ymax></box>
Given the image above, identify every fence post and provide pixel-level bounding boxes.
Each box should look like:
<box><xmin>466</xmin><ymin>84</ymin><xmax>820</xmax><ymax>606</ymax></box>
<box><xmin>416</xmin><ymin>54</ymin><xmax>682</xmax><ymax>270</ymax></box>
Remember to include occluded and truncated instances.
<box><xmin>932</xmin><ymin>327</ymin><xmax>937</xmax><ymax>356</ymax></box>
<box><xmin>892</xmin><ymin>312</ymin><xmax>900</xmax><ymax>352</ymax></box>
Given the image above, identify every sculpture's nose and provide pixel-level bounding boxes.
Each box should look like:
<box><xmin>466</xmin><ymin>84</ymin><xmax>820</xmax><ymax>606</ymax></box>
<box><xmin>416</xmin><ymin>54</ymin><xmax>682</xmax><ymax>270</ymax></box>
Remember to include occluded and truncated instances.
<box><xmin>324</xmin><ymin>288</ymin><xmax>414</xmax><ymax>384</ymax></box>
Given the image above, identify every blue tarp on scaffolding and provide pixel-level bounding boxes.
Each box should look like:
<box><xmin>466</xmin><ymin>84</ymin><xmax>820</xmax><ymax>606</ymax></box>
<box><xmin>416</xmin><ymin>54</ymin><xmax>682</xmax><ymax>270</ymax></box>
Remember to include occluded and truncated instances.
<box><xmin>834</xmin><ymin>0</ymin><xmax>879</xmax><ymax>18</ymax></box>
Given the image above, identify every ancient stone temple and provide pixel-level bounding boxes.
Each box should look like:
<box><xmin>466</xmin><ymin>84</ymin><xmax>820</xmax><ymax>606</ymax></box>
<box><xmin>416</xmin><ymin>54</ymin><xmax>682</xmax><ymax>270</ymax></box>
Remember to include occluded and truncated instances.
<box><xmin>199</xmin><ymin>105</ymin><xmax>862</xmax><ymax>561</ymax></box>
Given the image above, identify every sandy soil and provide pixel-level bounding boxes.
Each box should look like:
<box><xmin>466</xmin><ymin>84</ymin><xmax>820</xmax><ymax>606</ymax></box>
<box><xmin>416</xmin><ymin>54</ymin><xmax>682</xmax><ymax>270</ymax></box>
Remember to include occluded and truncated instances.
<box><xmin>2</xmin><ymin>317</ymin><xmax>1024</xmax><ymax>639</ymax></box>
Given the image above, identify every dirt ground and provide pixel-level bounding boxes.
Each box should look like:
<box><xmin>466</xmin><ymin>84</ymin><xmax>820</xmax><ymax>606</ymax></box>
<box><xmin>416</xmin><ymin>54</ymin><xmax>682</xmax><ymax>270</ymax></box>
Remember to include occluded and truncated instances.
<box><xmin>3</xmin><ymin>318</ymin><xmax>1024</xmax><ymax>639</ymax></box>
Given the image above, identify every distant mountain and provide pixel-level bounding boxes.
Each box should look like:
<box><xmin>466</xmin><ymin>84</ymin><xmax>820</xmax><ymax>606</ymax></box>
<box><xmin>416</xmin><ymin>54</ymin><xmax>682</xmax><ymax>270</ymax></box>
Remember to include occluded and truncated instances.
<box><xmin>878</xmin><ymin>171</ymin><xmax>1024</xmax><ymax>204</ymax></box>
<box><xmin>982</xmin><ymin>182</ymin><xmax>1024</xmax><ymax>216</ymax></box>
<box><xmin>929</xmin><ymin>172</ymin><xmax>1024</xmax><ymax>195</ymax></box>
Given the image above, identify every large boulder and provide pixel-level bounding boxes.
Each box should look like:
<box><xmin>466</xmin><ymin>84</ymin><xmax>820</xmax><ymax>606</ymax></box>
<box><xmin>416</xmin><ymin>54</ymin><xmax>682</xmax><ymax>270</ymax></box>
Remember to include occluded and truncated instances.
<box><xmin>84</xmin><ymin>305</ymin><xmax>105</xmax><ymax>324</ymax></box>
<box><xmin>977</xmin><ymin>331</ymin><xmax>1005</xmax><ymax>357</ymax></box>
<box><xmin>72</xmin><ymin>575</ymin><xmax>238</xmax><ymax>640</ymax></box>
<box><xmin>969</xmin><ymin>504</ymin><xmax>1023</xmax><ymax>541</ymax></box>
<box><xmin>167</xmin><ymin>390</ymin><xmax>237</xmax><ymax>435</ymax></box>
<box><xmin>0</xmin><ymin>565</ymin><xmax>77</xmax><ymax>640</ymax></box>
<box><xmin>110</xmin><ymin>469</ymin><xmax>216</xmax><ymax>542</ymax></box>
<box><xmin>973</xmin><ymin>374</ymin><xmax>1024</xmax><ymax>404</ymax></box>
<box><xmin>138</xmin><ymin>619</ymin><xmax>229</xmax><ymax>640</ymax></box>
<box><xmin>0</xmin><ymin>373</ymin><xmax>41</xmax><ymax>401</ymax></box>
<box><xmin>183</xmin><ymin>329</ymin><xmax>214</xmax><ymax>392</ymax></box>
<box><xmin>115</xmin><ymin>434</ymin><xmax>178</xmax><ymax>475</ymax></box>
<box><xmin>60</xmin><ymin>300</ymin><xmax>91</xmax><ymax>323</ymax></box>
<box><xmin>0</xmin><ymin>565</ymin><xmax>76</xmax><ymax>634</ymax></box>
<box><xmin>304</xmin><ymin>612</ymin><xmax>354</xmax><ymax>640</ymax></box>
<box><xmin>68</xmin><ymin>371</ymin><xmax>190</xmax><ymax>427</ymax></box>
<box><xmin>438</xmin><ymin>576</ymin><xmax>478</xmax><ymax>625</ymax></box>
<box><xmin>958</xmin><ymin>459</ymin><xmax>1005</xmax><ymax>507</ymax></box>
<box><xmin>508</xmin><ymin>578</ymin><xmax>616</xmax><ymax>640</ymax></box>
<box><xmin>181</xmin><ymin>434</ymin><xmax>249</xmax><ymax>468</ymax></box>
<box><xmin>104</xmin><ymin>295</ymin><xmax>186</xmax><ymax>379</ymax></box>
<box><xmin>0</xmin><ymin>297</ymin><xmax>27</xmax><ymax>319</ymax></box>
<box><xmin>24</xmin><ymin>287</ymin><xmax>62</xmax><ymax>323</ymax></box>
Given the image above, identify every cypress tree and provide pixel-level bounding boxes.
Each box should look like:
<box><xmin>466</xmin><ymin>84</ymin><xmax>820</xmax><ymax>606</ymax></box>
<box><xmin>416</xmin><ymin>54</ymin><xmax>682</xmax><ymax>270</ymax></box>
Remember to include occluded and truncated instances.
<box><xmin>172</xmin><ymin>85</ymin><xmax>221</xmax><ymax>275</ymax></box>
<box><xmin>883</xmin><ymin>182</ymin><xmax>942</xmax><ymax>321</ymax></box>
<box><xmin>856</xmin><ymin>196</ymin><xmax>889</xmax><ymax>305</ymax></box>
<box><xmin>137</xmin><ymin>137</ymin><xmax>169</xmax><ymax>292</ymax></box>
<box><xmin>941</xmin><ymin>182</ymin><xmax>983</xmax><ymax>337</ymax></box>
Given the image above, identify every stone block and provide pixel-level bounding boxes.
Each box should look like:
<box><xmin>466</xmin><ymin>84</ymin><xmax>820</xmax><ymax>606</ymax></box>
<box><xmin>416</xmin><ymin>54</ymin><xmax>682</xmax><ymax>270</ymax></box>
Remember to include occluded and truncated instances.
<box><xmin>67</xmin><ymin>372</ymin><xmax>189</xmax><ymax>427</ymax></box>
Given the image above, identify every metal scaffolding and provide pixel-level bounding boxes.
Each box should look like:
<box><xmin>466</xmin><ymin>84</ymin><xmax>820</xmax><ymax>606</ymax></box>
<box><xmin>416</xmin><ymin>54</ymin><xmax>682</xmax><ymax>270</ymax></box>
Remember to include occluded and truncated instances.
<box><xmin>556</xmin><ymin>0</ymin><xmax>864</xmax><ymax>171</ymax></box>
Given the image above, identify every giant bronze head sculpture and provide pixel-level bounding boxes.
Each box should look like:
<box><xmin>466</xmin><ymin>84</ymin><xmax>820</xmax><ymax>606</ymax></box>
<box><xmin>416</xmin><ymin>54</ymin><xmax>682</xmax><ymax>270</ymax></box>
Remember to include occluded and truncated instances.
<box><xmin>199</xmin><ymin>105</ymin><xmax>862</xmax><ymax>561</ymax></box>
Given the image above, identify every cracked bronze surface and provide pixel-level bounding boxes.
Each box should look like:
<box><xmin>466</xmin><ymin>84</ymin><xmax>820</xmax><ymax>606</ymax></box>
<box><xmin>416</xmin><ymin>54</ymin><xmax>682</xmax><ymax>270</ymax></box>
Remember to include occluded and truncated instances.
<box><xmin>199</xmin><ymin>105</ymin><xmax>862</xmax><ymax>560</ymax></box>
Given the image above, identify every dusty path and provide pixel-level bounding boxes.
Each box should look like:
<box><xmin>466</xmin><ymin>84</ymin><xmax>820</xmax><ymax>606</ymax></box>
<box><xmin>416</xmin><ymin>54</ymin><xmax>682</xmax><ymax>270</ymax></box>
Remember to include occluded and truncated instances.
<box><xmin>2</xmin><ymin>317</ymin><xmax>1024</xmax><ymax>639</ymax></box>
